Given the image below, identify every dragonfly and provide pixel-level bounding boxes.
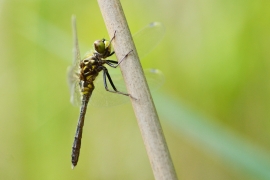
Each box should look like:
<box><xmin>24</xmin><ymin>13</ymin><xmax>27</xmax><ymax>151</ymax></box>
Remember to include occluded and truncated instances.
<box><xmin>67</xmin><ymin>15</ymin><xmax>165</xmax><ymax>169</ymax></box>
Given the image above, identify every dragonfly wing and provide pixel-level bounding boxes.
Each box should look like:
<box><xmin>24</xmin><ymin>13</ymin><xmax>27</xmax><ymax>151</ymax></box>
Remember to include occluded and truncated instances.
<box><xmin>67</xmin><ymin>70</ymin><xmax>81</xmax><ymax>107</ymax></box>
<box><xmin>133</xmin><ymin>22</ymin><xmax>165</xmax><ymax>59</ymax></box>
<box><xmin>89</xmin><ymin>68</ymin><xmax>165</xmax><ymax>107</ymax></box>
<box><xmin>144</xmin><ymin>68</ymin><xmax>165</xmax><ymax>91</ymax></box>
<box><xmin>71</xmin><ymin>15</ymin><xmax>81</xmax><ymax>71</ymax></box>
<box><xmin>67</xmin><ymin>15</ymin><xmax>81</xmax><ymax>106</ymax></box>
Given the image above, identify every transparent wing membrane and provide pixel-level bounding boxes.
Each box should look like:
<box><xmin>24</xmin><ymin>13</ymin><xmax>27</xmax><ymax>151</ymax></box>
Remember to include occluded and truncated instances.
<box><xmin>144</xmin><ymin>69</ymin><xmax>165</xmax><ymax>91</ymax></box>
<box><xmin>67</xmin><ymin>16</ymin><xmax>82</xmax><ymax>106</ymax></box>
<box><xmin>133</xmin><ymin>22</ymin><xmax>165</xmax><ymax>59</ymax></box>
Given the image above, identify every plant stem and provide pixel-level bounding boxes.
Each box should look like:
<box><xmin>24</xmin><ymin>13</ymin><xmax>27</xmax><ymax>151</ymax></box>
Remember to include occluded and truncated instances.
<box><xmin>97</xmin><ymin>0</ymin><xmax>178</xmax><ymax>179</ymax></box>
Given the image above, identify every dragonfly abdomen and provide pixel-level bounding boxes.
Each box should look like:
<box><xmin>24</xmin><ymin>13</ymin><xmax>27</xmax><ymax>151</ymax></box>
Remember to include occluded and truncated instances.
<box><xmin>72</xmin><ymin>59</ymin><xmax>98</xmax><ymax>168</ymax></box>
<box><xmin>71</xmin><ymin>92</ymin><xmax>92</xmax><ymax>169</ymax></box>
<box><xmin>80</xmin><ymin>81</ymin><xmax>95</xmax><ymax>95</ymax></box>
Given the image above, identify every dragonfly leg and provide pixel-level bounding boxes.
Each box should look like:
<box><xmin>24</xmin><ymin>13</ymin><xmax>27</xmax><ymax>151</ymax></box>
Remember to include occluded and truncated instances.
<box><xmin>109</xmin><ymin>51</ymin><xmax>115</xmax><ymax>56</ymax></box>
<box><xmin>100</xmin><ymin>66</ymin><xmax>138</xmax><ymax>99</ymax></box>
<box><xmin>102</xmin><ymin>67</ymin><xmax>128</xmax><ymax>96</ymax></box>
<box><xmin>105</xmin><ymin>50</ymin><xmax>133</xmax><ymax>68</ymax></box>
<box><xmin>104</xmin><ymin>31</ymin><xmax>117</xmax><ymax>57</ymax></box>
<box><xmin>104</xmin><ymin>60</ymin><xmax>118</xmax><ymax>67</ymax></box>
<box><xmin>107</xmin><ymin>31</ymin><xmax>116</xmax><ymax>50</ymax></box>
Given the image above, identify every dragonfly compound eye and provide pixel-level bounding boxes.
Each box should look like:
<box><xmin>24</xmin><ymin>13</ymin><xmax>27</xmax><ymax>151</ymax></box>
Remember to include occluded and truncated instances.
<box><xmin>94</xmin><ymin>40</ymin><xmax>105</xmax><ymax>54</ymax></box>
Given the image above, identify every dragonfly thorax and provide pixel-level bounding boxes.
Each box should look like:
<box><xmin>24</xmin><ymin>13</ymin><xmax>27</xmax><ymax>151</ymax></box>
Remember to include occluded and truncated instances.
<box><xmin>79</xmin><ymin>57</ymin><xmax>102</xmax><ymax>82</ymax></box>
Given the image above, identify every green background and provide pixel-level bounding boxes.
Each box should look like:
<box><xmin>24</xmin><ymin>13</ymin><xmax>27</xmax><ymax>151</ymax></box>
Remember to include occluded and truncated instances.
<box><xmin>1</xmin><ymin>0</ymin><xmax>270</xmax><ymax>179</ymax></box>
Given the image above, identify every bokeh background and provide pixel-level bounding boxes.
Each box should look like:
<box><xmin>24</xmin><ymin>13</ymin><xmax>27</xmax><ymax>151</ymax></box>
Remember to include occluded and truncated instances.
<box><xmin>1</xmin><ymin>0</ymin><xmax>270</xmax><ymax>179</ymax></box>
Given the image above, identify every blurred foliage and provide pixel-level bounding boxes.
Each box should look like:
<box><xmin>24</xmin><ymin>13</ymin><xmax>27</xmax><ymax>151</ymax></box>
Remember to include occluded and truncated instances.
<box><xmin>1</xmin><ymin>0</ymin><xmax>270</xmax><ymax>179</ymax></box>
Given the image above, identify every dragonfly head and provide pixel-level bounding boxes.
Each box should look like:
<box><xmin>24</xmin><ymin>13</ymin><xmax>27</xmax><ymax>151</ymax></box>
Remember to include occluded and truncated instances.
<box><xmin>94</xmin><ymin>39</ymin><xmax>111</xmax><ymax>55</ymax></box>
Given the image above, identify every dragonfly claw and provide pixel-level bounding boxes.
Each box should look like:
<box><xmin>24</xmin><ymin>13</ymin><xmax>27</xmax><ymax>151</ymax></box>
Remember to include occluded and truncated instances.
<box><xmin>129</xmin><ymin>94</ymin><xmax>138</xmax><ymax>101</ymax></box>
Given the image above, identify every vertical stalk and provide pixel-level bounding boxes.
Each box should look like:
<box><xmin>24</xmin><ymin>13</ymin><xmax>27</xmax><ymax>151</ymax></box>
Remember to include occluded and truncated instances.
<box><xmin>97</xmin><ymin>0</ymin><xmax>178</xmax><ymax>179</ymax></box>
